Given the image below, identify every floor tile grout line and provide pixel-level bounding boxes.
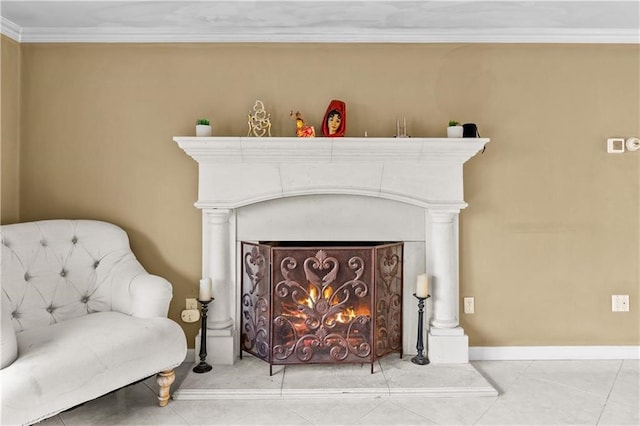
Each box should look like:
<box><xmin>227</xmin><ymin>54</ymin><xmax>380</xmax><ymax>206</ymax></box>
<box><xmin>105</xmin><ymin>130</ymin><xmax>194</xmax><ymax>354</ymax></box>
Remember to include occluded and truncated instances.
<box><xmin>527</xmin><ymin>374</ymin><xmax>612</xmax><ymax>401</ymax></box>
<box><xmin>595</xmin><ymin>359</ymin><xmax>625</xmax><ymax>425</ymax></box>
<box><xmin>395</xmin><ymin>399</ymin><xmax>447</xmax><ymax>425</ymax></box>
<box><xmin>378</xmin><ymin>359</ymin><xmax>392</xmax><ymax>396</ymax></box>
<box><xmin>473</xmin><ymin>359</ymin><xmax>534</xmax><ymax>425</ymax></box>
<box><xmin>524</xmin><ymin>359</ymin><xmax>622</xmax><ymax>402</ymax></box>
<box><xmin>473</xmin><ymin>393</ymin><xmax>502</xmax><ymax>425</ymax></box>
<box><xmin>281</xmin><ymin>365</ymin><xmax>286</xmax><ymax>396</ymax></box>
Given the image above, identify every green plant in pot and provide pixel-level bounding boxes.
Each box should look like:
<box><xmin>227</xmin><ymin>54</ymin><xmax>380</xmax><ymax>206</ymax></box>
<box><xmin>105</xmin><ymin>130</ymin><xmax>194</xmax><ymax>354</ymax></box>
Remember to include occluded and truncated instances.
<box><xmin>196</xmin><ymin>118</ymin><xmax>212</xmax><ymax>137</ymax></box>
<box><xmin>447</xmin><ymin>120</ymin><xmax>463</xmax><ymax>138</ymax></box>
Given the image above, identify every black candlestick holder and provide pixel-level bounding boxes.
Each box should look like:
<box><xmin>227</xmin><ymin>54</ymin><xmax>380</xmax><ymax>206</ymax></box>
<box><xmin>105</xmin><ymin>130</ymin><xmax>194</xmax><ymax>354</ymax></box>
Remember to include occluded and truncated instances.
<box><xmin>193</xmin><ymin>299</ymin><xmax>213</xmax><ymax>373</ymax></box>
<box><xmin>411</xmin><ymin>293</ymin><xmax>431</xmax><ymax>366</ymax></box>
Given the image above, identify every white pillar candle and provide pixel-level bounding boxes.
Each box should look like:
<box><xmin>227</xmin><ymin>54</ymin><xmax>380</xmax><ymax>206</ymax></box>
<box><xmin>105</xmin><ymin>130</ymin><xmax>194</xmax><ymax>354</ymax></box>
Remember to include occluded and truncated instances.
<box><xmin>199</xmin><ymin>278</ymin><xmax>212</xmax><ymax>301</ymax></box>
<box><xmin>416</xmin><ymin>273</ymin><xmax>429</xmax><ymax>298</ymax></box>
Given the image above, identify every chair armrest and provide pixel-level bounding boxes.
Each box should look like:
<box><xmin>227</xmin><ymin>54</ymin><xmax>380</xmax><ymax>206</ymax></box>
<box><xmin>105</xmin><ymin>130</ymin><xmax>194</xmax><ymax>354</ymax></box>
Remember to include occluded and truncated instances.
<box><xmin>129</xmin><ymin>273</ymin><xmax>173</xmax><ymax>318</ymax></box>
<box><xmin>109</xmin><ymin>256</ymin><xmax>173</xmax><ymax>318</ymax></box>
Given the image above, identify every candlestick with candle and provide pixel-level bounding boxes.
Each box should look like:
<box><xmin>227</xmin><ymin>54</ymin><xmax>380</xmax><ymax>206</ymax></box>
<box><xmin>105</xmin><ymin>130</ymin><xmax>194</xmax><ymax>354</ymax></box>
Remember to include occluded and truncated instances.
<box><xmin>199</xmin><ymin>278</ymin><xmax>212</xmax><ymax>301</ymax></box>
<box><xmin>411</xmin><ymin>292</ymin><xmax>430</xmax><ymax>365</ymax></box>
<box><xmin>193</xmin><ymin>298</ymin><xmax>213</xmax><ymax>373</ymax></box>
<box><xmin>416</xmin><ymin>273</ymin><xmax>429</xmax><ymax>298</ymax></box>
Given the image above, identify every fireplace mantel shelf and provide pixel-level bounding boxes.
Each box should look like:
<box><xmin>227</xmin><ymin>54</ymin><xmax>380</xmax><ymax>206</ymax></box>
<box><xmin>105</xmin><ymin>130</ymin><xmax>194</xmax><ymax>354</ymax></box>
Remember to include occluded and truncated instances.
<box><xmin>173</xmin><ymin>136</ymin><xmax>489</xmax><ymax>210</ymax></box>
<box><xmin>173</xmin><ymin>137</ymin><xmax>489</xmax><ymax>164</ymax></box>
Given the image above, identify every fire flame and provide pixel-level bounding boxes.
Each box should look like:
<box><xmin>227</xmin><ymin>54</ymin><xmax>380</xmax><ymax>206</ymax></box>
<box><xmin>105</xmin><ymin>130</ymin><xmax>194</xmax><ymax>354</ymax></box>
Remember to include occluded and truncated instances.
<box><xmin>305</xmin><ymin>286</ymin><xmax>318</xmax><ymax>308</ymax></box>
<box><xmin>296</xmin><ymin>285</ymin><xmax>365</xmax><ymax>323</ymax></box>
<box><xmin>335</xmin><ymin>307</ymin><xmax>357</xmax><ymax>323</ymax></box>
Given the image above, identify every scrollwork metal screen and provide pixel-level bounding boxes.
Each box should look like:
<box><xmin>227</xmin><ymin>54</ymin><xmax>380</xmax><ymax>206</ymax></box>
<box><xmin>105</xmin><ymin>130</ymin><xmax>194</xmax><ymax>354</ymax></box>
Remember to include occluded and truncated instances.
<box><xmin>241</xmin><ymin>242</ymin><xmax>402</xmax><ymax>373</ymax></box>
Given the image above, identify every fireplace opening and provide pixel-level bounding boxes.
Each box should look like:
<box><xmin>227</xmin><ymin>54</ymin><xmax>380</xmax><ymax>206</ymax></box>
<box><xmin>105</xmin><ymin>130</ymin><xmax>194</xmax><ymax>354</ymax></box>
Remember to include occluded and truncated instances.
<box><xmin>240</xmin><ymin>241</ymin><xmax>403</xmax><ymax>374</ymax></box>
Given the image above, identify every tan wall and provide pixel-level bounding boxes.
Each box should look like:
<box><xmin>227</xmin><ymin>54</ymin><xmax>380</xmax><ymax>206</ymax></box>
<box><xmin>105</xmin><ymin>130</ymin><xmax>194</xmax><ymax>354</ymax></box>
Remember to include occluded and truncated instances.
<box><xmin>1</xmin><ymin>35</ymin><xmax>21</xmax><ymax>224</ymax></box>
<box><xmin>8</xmin><ymin>42</ymin><xmax>640</xmax><ymax>347</ymax></box>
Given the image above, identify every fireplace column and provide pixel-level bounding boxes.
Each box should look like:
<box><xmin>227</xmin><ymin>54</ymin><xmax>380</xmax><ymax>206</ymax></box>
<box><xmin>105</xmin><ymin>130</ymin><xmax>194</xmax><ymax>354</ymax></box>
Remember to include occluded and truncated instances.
<box><xmin>427</xmin><ymin>209</ymin><xmax>469</xmax><ymax>363</ymax></box>
<box><xmin>196</xmin><ymin>208</ymin><xmax>236</xmax><ymax>365</ymax></box>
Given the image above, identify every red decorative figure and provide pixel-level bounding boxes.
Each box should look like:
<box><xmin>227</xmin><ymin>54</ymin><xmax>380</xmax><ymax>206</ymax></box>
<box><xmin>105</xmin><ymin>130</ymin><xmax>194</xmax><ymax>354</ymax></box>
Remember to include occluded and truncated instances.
<box><xmin>322</xmin><ymin>100</ymin><xmax>346</xmax><ymax>137</ymax></box>
<box><xmin>290</xmin><ymin>110</ymin><xmax>316</xmax><ymax>138</ymax></box>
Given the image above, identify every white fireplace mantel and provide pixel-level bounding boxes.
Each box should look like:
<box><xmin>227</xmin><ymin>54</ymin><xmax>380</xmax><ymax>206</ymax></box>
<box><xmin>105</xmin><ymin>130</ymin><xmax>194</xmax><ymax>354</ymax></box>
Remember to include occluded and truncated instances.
<box><xmin>174</xmin><ymin>137</ymin><xmax>489</xmax><ymax>210</ymax></box>
<box><xmin>173</xmin><ymin>136</ymin><xmax>489</xmax><ymax>365</ymax></box>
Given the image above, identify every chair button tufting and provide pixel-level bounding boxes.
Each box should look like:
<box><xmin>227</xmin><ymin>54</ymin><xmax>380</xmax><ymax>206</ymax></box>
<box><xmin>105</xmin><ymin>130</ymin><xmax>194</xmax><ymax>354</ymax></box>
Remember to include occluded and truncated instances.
<box><xmin>81</xmin><ymin>296</ymin><xmax>89</xmax><ymax>303</ymax></box>
<box><xmin>46</xmin><ymin>306</ymin><xmax>55</xmax><ymax>313</ymax></box>
<box><xmin>41</xmin><ymin>240</ymin><xmax>48</xmax><ymax>247</ymax></box>
<box><xmin>24</xmin><ymin>272</ymin><xmax>31</xmax><ymax>281</ymax></box>
<box><xmin>60</xmin><ymin>269</ymin><xmax>67</xmax><ymax>277</ymax></box>
<box><xmin>11</xmin><ymin>311</ymin><xmax>19</xmax><ymax>319</ymax></box>
<box><xmin>2</xmin><ymin>239</ymin><xmax>10</xmax><ymax>248</ymax></box>
<box><xmin>93</xmin><ymin>260</ymin><xmax>100</xmax><ymax>269</ymax></box>
<box><xmin>72</xmin><ymin>236</ymin><xmax>78</xmax><ymax>244</ymax></box>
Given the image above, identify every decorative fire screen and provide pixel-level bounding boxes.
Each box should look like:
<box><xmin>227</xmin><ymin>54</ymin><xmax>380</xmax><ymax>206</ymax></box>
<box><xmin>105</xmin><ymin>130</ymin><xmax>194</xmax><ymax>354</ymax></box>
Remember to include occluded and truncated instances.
<box><xmin>241</xmin><ymin>241</ymin><xmax>403</xmax><ymax>374</ymax></box>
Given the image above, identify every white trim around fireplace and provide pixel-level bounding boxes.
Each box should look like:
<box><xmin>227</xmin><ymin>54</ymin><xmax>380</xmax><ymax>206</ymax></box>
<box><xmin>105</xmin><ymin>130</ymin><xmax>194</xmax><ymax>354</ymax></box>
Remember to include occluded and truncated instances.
<box><xmin>174</xmin><ymin>136</ymin><xmax>489</xmax><ymax>366</ymax></box>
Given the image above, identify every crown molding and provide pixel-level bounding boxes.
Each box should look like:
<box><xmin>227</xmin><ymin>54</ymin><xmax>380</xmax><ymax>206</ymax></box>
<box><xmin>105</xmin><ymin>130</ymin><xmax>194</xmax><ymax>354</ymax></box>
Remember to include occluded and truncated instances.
<box><xmin>1</xmin><ymin>18</ymin><xmax>21</xmax><ymax>42</ymax></box>
<box><xmin>1</xmin><ymin>19</ymin><xmax>638</xmax><ymax>44</ymax></box>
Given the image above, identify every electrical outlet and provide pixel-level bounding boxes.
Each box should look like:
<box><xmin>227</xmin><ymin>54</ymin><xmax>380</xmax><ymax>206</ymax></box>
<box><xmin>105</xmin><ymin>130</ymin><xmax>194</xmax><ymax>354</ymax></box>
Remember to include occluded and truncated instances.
<box><xmin>612</xmin><ymin>295</ymin><xmax>629</xmax><ymax>312</ymax></box>
<box><xmin>464</xmin><ymin>297</ymin><xmax>475</xmax><ymax>314</ymax></box>
<box><xmin>186</xmin><ymin>298</ymin><xmax>198</xmax><ymax>310</ymax></box>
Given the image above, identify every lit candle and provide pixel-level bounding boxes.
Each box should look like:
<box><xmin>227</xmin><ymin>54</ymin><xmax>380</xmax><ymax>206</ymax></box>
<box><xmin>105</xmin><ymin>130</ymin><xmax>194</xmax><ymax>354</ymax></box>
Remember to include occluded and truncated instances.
<box><xmin>416</xmin><ymin>273</ymin><xmax>429</xmax><ymax>298</ymax></box>
<box><xmin>199</xmin><ymin>278</ymin><xmax>212</xmax><ymax>301</ymax></box>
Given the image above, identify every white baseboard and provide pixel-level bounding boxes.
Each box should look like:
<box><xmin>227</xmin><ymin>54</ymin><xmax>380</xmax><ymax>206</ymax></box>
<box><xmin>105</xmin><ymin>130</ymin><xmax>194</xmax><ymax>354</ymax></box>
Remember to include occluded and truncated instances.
<box><xmin>470</xmin><ymin>346</ymin><xmax>640</xmax><ymax>361</ymax></box>
<box><xmin>185</xmin><ymin>346</ymin><xmax>640</xmax><ymax>365</ymax></box>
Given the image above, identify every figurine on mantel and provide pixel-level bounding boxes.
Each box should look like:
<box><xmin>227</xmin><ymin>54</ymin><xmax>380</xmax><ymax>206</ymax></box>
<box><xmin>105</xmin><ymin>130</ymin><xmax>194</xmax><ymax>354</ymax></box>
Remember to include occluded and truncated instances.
<box><xmin>247</xmin><ymin>100</ymin><xmax>272</xmax><ymax>137</ymax></box>
<box><xmin>322</xmin><ymin>100</ymin><xmax>346</xmax><ymax>137</ymax></box>
<box><xmin>290</xmin><ymin>110</ymin><xmax>315</xmax><ymax>138</ymax></box>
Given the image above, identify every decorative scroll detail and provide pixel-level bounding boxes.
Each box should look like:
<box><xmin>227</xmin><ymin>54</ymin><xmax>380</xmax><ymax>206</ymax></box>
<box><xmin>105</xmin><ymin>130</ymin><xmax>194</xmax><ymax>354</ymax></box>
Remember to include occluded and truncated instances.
<box><xmin>240</xmin><ymin>244</ymin><xmax>271</xmax><ymax>361</ymax></box>
<box><xmin>375</xmin><ymin>245</ymin><xmax>403</xmax><ymax>357</ymax></box>
<box><xmin>273</xmin><ymin>249</ymin><xmax>372</xmax><ymax>364</ymax></box>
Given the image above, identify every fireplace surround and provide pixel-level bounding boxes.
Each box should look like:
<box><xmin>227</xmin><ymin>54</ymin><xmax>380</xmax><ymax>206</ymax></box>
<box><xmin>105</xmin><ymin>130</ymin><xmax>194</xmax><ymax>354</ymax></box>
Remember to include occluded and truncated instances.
<box><xmin>173</xmin><ymin>136</ymin><xmax>489</xmax><ymax>365</ymax></box>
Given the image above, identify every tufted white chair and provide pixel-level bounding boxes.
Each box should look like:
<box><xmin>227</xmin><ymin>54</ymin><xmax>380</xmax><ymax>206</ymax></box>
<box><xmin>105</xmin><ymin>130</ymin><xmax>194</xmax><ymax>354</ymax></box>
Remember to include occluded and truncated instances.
<box><xmin>1</xmin><ymin>219</ymin><xmax>187</xmax><ymax>426</ymax></box>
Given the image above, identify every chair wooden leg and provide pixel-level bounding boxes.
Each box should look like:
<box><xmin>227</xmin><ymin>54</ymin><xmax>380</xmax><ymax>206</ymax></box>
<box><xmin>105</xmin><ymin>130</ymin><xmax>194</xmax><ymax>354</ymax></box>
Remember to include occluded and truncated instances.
<box><xmin>156</xmin><ymin>369</ymin><xmax>176</xmax><ymax>407</ymax></box>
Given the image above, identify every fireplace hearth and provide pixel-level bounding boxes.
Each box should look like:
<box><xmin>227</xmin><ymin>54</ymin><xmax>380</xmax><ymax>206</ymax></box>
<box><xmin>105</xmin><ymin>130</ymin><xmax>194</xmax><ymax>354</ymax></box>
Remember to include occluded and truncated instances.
<box><xmin>241</xmin><ymin>241</ymin><xmax>403</xmax><ymax>374</ymax></box>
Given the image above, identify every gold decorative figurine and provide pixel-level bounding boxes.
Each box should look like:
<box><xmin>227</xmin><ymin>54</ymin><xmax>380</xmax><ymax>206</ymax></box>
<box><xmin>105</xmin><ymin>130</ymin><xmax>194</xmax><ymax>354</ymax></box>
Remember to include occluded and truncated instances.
<box><xmin>247</xmin><ymin>100</ymin><xmax>272</xmax><ymax>137</ymax></box>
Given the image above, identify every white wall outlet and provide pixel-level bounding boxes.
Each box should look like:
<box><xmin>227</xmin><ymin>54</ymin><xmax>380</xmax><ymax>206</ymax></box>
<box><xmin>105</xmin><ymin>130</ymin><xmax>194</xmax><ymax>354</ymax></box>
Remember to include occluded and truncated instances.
<box><xmin>186</xmin><ymin>298</ymin><xmax>198</xmax><ymax>310</ymax></box>
<box><xmin>607</xmin><ymin>138</ymin><xmax>625</xmax><ymax>153</ymax></box>
<box><xmin>612</xmin><ymin>295</ymin><xmax>630</xmax><ymax>312</ymax></box>
<box><xmin>181</xmin><ymin>309</ymin><xmax>200</xmax><ymax>323</ymax></box>
<box><xmin>464</xmin><ymin>297</ymin><xmax>475</xmax><ymax>314</ymax></box>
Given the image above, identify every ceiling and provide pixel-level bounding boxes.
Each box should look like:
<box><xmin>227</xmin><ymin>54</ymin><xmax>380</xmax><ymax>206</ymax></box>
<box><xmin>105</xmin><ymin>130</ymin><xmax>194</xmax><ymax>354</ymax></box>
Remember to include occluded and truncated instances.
<box><xmin>1</xmin><ymin>1</ymin><xmax>639</xmax><ymax>43</ymax></box>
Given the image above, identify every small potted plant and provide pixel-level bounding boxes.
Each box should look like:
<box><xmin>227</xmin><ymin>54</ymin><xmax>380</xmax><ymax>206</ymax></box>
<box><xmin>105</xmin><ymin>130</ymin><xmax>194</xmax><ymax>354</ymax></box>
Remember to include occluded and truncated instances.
<box><xmin>196</xmin><ymin>118</ymin><xmax>212</xmax><ymax>137</ymax></box>
<box><xmin>447</xmin><ymin>120</ymin><xmax>463</xmax><ymax>138</ymax></box>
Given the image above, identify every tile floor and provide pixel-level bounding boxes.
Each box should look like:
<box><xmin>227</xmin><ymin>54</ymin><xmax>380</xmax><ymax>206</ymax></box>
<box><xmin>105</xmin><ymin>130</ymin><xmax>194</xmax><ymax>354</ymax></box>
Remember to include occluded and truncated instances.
<box><xmin>37</xmin><ymin>359</ymin><xmax>639</xmax><ymax>425</ymax></box>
